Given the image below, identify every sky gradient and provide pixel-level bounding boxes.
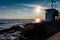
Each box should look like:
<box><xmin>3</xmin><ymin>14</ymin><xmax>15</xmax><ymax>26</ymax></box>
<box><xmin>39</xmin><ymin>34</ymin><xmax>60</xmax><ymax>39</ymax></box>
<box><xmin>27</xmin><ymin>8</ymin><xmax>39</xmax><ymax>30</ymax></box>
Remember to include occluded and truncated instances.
<box><xmin>0</xmin><ymin>0</ymin><xmax>60</xmax><ymax>19</ymax></box>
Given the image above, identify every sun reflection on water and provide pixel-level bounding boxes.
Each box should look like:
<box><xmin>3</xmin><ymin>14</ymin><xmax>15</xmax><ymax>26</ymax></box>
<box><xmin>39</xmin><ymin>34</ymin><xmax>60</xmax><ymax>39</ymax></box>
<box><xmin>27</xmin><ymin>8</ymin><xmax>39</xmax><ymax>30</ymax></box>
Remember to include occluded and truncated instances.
<box><xmin>35</xmin><ymin>19</ymin><xmax>41</xmax><ymax>23</ymax></box>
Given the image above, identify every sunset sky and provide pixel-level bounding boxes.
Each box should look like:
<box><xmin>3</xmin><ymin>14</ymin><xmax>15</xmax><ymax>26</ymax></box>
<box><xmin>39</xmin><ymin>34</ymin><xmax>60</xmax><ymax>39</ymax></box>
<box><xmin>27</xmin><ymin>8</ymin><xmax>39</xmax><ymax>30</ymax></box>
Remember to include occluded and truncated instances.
<box><xmin>0</xmin><ymin>0</ymin><xmax>60</xmax><ymax>19</ymax></box>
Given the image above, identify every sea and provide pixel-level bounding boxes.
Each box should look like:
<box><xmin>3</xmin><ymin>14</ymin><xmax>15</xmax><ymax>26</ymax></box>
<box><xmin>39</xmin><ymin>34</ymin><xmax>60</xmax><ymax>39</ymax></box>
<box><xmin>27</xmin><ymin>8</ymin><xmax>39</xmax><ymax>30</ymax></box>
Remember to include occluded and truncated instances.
<box><xmin>0</xmin><ymin>19</ymin><xmax>34</xmax><ymax>30</ymax></box>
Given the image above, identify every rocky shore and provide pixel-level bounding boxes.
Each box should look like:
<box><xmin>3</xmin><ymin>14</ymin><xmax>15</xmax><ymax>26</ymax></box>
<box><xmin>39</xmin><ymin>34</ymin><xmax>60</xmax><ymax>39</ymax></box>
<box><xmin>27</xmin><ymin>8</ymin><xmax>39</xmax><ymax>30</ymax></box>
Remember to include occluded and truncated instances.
<box><xmin>0</xmin><ymin>20</ymin><xmax>60</xmax><ymax>40</ymax></box>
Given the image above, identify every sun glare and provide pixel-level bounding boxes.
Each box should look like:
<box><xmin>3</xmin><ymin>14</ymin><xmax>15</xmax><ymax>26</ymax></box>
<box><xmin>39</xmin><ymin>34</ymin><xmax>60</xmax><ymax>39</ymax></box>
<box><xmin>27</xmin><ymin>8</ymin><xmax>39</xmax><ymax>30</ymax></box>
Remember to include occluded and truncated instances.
<box><xmin>34</xmin><ymin>5</ymin><xmax>42</xmax><ymax>14</ymax></box>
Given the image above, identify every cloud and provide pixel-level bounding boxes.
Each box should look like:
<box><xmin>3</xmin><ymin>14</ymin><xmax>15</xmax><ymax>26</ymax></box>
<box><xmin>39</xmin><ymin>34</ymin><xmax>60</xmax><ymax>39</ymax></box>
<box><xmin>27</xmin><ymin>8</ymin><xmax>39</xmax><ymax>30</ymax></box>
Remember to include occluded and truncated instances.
<box><xmin>21</xmin><ymin>4</ymin><xmax>48</xmax><ymax>9</ymax></box>
<box><xmin>0</xmin><ymin>6</ymin><xmax>35</xmax><ymax>19</ymax></box>
<box><xmin>1</xmin><ymin>6</ymin><xmax>27</xmax><ymax>14</ymax></box>
<box><xmin>0</xmin><ymin>3</ymin><xmax>48</xmax><ymax>19</ymax></box>
<box><xmin>21</xmin><ymin>4</ymin><xmax>37</xmax><ymax>7</ymax></box>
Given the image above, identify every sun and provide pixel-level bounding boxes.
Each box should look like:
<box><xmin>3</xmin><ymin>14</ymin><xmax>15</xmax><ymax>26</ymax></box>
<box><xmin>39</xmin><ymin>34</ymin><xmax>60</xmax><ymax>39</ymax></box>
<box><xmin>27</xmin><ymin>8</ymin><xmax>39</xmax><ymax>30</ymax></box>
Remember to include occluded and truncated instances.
<box><xmin>34</xmin><ymin>5</ymin><xmax>42</xmax><ymax>14</ymax></box>
<box><xmin>33</xmin><ymin>5</ymin><xmax>44</xmax><ymax>23</ymax></box>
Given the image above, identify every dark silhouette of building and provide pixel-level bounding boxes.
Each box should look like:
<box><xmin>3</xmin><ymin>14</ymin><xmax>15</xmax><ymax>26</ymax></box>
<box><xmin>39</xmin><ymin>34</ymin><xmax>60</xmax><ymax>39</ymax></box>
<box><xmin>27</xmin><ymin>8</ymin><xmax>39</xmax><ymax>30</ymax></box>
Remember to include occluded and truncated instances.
<box><xmin>45</xmin><ymin>9</ymin><xmax>59</xmax><ymax>22</ymax></box>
